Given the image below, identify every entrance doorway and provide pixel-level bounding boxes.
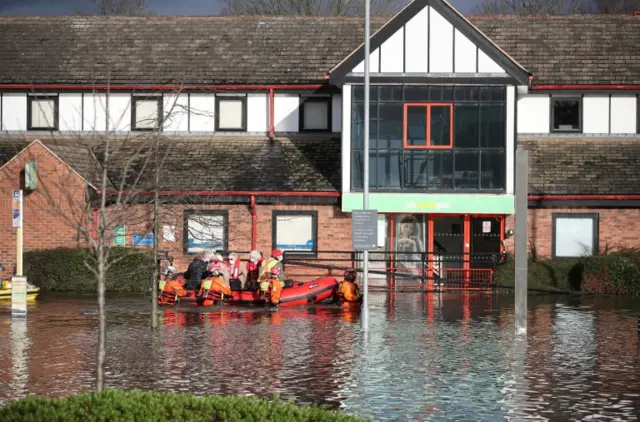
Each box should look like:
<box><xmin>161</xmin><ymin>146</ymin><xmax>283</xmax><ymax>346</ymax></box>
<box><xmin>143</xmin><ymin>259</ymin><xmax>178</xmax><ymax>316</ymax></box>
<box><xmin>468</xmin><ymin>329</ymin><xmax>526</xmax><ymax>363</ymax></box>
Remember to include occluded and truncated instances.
<box><xmin>470</xmin><ymin>217</ymin><xmax>502</xmax><ymax>270</ymax></box>
<box><xmin>432</xmin><ymin>216</ymin><xmax>464</xmax><ymax>281</ymax></box>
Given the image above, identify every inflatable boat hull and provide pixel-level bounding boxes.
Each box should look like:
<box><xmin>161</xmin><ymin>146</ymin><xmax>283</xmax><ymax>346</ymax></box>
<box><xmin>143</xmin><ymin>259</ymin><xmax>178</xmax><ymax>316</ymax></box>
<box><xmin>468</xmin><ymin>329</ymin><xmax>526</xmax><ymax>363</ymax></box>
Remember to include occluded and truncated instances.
<box><xmin>227</xmin><ymin>277</ymin><xmax>338</xmax><ymax>307</ymax></box>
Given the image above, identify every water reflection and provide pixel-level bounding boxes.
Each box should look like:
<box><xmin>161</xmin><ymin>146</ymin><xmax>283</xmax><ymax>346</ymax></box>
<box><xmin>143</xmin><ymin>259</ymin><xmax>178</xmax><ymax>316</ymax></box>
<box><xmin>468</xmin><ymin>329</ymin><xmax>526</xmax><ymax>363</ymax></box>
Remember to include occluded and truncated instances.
<box><xmin>1</xmin><ymin>293</ymin><xmax>640</xmax><ymax>421</ymax></box>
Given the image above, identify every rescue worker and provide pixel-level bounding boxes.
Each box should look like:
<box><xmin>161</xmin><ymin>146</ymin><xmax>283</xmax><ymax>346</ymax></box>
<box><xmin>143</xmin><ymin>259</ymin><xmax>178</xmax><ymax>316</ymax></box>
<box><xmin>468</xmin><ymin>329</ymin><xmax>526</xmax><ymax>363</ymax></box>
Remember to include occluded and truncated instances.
<box><xmin>198</xmin><ymin>268</ymin><xmax>232</xmax><ymax>306</ymax></box>
<box><xmin>259</xmin><ymin>265</ymin><xmax>284</xmax><ymax>306</ymax></box>
<box><xmin>184</xmin><ymin>251</ymin><xmax>209</xmax><ymax>290</ymax></box>
<box><xmin>336</xmin><ymin>267</ymin><xmax>362</xmax><ymax>304</ymax></box>
<box><xmin>259</xmin><ymin>248</ymin><xmax>286</xmax><ymax>286</ymax></box>
<box><xmin>226</xmin><ymin>252</ymin><xmax>244</xmax><ymax>290</ymax></box>
<box><xmin>208</xmin><ymin>253</ymin><xmax>230</xmax><ymax>283</ymax></box>
<box><xmin>243</xmin><ymin>250</ymin><xmax>262</xmax><ymax>290</ymax></box>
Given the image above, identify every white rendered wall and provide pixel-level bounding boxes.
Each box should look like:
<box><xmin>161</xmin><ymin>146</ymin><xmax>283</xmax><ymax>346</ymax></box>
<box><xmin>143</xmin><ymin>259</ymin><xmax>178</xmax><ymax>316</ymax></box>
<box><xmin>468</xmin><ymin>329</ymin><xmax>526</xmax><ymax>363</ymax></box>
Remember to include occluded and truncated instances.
<box><xmin>478</xmin><ymin>50</ymin><xmax>503</xmax><ymax>73</ymax></box>
<box><xmin>341</xmin><ymin>85</ymin><xmax>352</xmax><ymax>194</ymax></box>
<box><xmin>380</xmin><ymin>29</ymin><xmax>404</xmax><ymax>73</ymax></box>
<box><xmin>58</xmin><ymin>93</ymin><xmax>83</xmax><ymax>131</ymax></box>
<box><xmin>454</xmin><ymin>29</ymin><xmax>477</xmax><ymax>73</ymax></box>
<box><xmin>189</xmin><ymin>94</ymin><xmax>215</xmax><ymax>132</ymax></box>
<box><xmin>582</xmin><ymin>95</ymin><xmax>610</xmax><ymax>134</ymax></box>
<box><xmin>108</xmin><ymin>93</ymin><xmax>131</xmax><ymax>131</ymax></box>
<box><xmin>274</xmin><ymin>94</ymin><xmax>299</xmax><ymax>132</ymax></box>
<box><xmin>610</xmin><ymin>96</ymin><xmax>637</xmax><ymax>134</ymax></box>
<box><xmin>517</xmin><ymin>95</ymin><xmax>550</xmax><ymax>134</ymax></box>
<box><xmin>404</xmin><ymin>7</ymin><xmax>429</xmax><ymax>73</ymax></box>
<box><xmin>163</xmin><ymin>93</ymin><xmax>189</xmax><ymax>132</ymax></box>
<box><xmin>428</xmin><ymin>8</ymin><xmax>453</xmax><ymax>73</ymax></box>
<box><xmin>2</xmin><ymin>93</ymin><xmax>27</xmax><ymax>131</ymax></box>
<box><xmin>83</xmin><ymin>93</ymin><xmax>107</xmax><ymax>132</ymax></box>
<box><xmin>247</xmin><ymin>93</ymin><xmax>268</xmax><ymax>133</ymax></box>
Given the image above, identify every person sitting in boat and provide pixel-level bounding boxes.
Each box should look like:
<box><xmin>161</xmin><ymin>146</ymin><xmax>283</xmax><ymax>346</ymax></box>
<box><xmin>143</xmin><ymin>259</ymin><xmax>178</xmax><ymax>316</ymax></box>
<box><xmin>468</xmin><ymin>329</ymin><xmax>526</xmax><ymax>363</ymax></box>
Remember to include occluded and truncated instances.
<box><xmin>226</xmin><ymin>252</ymin><xmax>244</xmax><ymax>290</ymax></box>
<box><xmin>259</xmin><ymin>265</ymin><xmax>284</xmax><ymax>306</ymax></box>
<box><xmin>243</xmin><ymin>250</ymin><xmax>263</xmax><ymax>290</ymax></box>
<box><xmin>259</xmin><ymin>248</ymin><xmax>286</xmax><ymax>286</ymax></box>
<box><xmin>336</xmin><ymin>267</ymin><xmax>362</xmax><ymax>304</ymax></box>
<box><xmin>208</xmin><ymin>253</ymin><xmax>230</xmax><ymax>283</ymax></box>
<box><xmin>184</xmin><ymin>251</ymin><xmax>209</xmax><ymax>290</ymax></box>
<box><xmin>198</xmin><ymin>268</ymin><xmax>232</xmax><ymax>304</ymax></box>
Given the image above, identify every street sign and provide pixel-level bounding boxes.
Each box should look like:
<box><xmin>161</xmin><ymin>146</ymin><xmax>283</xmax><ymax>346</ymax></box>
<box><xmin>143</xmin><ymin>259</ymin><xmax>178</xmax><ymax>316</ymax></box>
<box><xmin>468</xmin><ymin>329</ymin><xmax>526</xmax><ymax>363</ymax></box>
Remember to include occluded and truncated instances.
<box><xmin>352</xmin><ymin>210</ymin><xmax>378</xmax><ymax>250</ymax></box>
<box><xmin>11</xmin><ymin>276</ymin><xmax>27</xmax><ymax>315</ymax></box>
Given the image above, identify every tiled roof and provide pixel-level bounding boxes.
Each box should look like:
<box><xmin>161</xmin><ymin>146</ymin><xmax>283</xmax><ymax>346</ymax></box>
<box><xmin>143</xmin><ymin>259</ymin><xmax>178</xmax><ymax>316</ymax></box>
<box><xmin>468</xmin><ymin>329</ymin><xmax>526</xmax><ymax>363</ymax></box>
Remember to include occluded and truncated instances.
<box><xmin>470</xmin><ymin>14</ymin><xmax>640</xmax><ymax>85</ymax></box>
<box><xmin>36</xmin><ymin>136</ymin><xmax>341</xmax><ymax>193</ymax></box>
<box><xmin>0</xmin><ymin>140</ymin><xmax>28</xmax><ymax>167</ymax></box>
<box><xmin>0</xmin><ymin>14</ymin><xmax>638</xmax><ymax>86</ymax></box>
<box><xmin>520</xmin><ymin>139</ymin><xmax>640</xmax><ymax>195</ymax></box>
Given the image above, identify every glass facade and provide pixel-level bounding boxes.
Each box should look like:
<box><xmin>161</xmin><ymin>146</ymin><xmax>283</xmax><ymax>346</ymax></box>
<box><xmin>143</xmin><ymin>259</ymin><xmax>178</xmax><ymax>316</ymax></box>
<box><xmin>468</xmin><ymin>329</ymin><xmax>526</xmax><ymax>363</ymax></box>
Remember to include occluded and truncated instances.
<box><xmin>352</xmin><ymin>85</ymin><xmax>506</xmax><ymax>192</ymax></box>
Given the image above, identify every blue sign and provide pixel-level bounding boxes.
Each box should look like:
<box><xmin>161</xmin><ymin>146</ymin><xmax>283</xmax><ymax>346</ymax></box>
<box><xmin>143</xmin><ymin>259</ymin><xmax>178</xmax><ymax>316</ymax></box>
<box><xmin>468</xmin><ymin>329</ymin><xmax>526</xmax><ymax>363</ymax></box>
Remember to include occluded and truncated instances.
<box><xmin>276</xmin><ymin>240</ymin><xmax>314</xmax><ymax>250</ymax></box>
<box><xmin>133</xmin><ymin>233</ymin><xmax>154</xmax><ymax>246</ymax></box>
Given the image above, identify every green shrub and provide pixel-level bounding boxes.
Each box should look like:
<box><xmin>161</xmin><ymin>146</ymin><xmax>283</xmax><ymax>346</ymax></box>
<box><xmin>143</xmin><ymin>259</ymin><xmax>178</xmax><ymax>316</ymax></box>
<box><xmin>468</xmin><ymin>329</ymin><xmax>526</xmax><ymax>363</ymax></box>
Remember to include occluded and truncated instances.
<box><xmin>23</xmin><ymin>247</ymin><xmax>155</xmax><ymax>293</ymax></box>
<box><xmin>582</xmin><ymin>249</ymin><xmax>640</xmax><ymax>296</ymax></box>
<box><xmin>0</xmin><ymin>389</ymin><xmax>368</xmax><ymax>422</ymax></box>
<box><xmin>493</xmin><ymin>256</ymin><xmax>583</xmax><ymax>292</ymax></box>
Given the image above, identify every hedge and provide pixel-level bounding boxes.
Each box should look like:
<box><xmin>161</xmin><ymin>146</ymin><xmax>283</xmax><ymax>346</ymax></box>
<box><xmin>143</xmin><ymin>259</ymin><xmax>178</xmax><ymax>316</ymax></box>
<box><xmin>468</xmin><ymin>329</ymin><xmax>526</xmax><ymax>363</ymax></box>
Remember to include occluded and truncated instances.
<box><xmin>23</xmin><ymin>247</ymin><xmax>155</xmax><ymax>293</ymax></box>
<box><xmin>494</xmin><ymin>249</ymin><xmax>640</xmax><ymax>295</ymax></box>
<box><xmin>0</xmin><ymin>390</ymin><xmax>368</xmax><ymax>422</ymax></box>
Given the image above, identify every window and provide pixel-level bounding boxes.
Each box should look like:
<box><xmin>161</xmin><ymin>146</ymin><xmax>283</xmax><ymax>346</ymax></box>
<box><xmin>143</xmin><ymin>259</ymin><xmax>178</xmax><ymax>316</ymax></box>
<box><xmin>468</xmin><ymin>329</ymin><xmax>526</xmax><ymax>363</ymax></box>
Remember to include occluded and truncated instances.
<box><xmin>551</xmin><ymin>97</ymin><xmax>582</xmax><ymax>132</ymax></box>
<box><xmin>272</xmin><ymin>211</ymin><xmax>318</xmax><ymax>257</ymax></box>
<box><xmin>216</xmin><ymin>96</ymin><xmax>246</xmax><ymax>131</ymax></box>
<box><xmin>184</xmin><ymin>210</ymin><xmax>228</xmax><ymax>254</ymax></box>
<box><xmin>403</xmin><ymin>103</ymin><xmax>453</xmax><ymax>149</ymax></box>
<box><xmin>27</xmin><ymin>95</ymin><xmax>58</xmax><ymax>130</ymax></box>
<box><xmin>132</xmin><ymin>96</ymin><xmax>162</xmax><ymax>131</ymax></box>
<box><xmin>552</xmin><ymin>213</ymin><xmax>599</xmax><ymax>259</ymax></box>
<box><xmin>300</xmin><ymin>97</ymin><xmax>331</xmax><ymax>131</ymax></box>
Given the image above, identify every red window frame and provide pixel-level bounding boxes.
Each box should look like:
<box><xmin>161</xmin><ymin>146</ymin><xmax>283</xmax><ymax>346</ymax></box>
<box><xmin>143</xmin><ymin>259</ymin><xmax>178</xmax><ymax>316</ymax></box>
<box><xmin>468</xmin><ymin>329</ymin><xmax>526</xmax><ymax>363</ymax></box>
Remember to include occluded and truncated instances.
<box><xmin>402</xmin><ymin>103</ymin><xmax>454</xmax><ymax>150</ymax></box>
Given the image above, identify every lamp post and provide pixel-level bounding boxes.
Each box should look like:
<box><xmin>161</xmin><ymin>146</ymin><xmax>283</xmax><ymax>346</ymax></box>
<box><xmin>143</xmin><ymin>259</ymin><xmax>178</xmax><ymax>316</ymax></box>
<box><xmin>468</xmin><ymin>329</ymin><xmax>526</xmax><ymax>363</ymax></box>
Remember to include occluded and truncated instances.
<box><xmin>361</xmin><ymin>0</ymin><xmax>371</xmax><ymax>332</ymax></box>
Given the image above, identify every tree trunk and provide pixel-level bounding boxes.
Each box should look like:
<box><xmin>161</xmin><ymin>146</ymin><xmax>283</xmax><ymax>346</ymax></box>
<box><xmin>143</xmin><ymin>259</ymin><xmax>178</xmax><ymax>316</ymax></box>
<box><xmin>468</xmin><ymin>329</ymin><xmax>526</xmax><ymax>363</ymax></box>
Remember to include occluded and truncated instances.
<box><xmin>151</xmin><ymin>141</ymin><xmax>160</xmax><ymax>329</ymax></box>
<box><xmin>96</xmin><ymin>248</ymin><xmax>106</xmax><ymax>392</ymax></box>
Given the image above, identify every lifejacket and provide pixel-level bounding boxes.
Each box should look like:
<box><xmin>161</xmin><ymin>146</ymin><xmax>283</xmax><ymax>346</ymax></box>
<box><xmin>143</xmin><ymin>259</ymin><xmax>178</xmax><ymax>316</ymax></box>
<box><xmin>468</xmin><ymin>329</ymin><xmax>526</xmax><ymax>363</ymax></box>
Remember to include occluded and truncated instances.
<box><xmin>158</xmin><ymin>279</ymin><xmax>187</xmax><ymax>304</ymax></box>
<box><xmin>337</xmin><ymin>280</ymin><xmax>361</xmax><ymax>303</ymax></box>
<box><xmin>258</xmin><ymin>257</ymin><xmax>280</xmax><ymax>284</ymax></box>
<box><xmin>261</xmin><ymin>276</ymin><xmax>284</xmax><ymax>306</ymax></box>
<box><xmin>227</xmin><ymin>260</ymin><xmax>241</xmax><ymax>280</ymax></box>
<box><xmin>199</xmin><ymin>276</ymin><xmax>232</xmax><ymax>302</ymax></box>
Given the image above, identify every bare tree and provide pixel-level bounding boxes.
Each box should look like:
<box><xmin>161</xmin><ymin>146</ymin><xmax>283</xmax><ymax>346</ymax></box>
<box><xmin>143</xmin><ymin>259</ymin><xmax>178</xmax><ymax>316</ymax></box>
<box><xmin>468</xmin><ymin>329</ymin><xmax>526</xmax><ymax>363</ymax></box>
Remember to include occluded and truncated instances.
<box><xmin>91</xmin><ymin>0</ymin><xmax>148</xmax><ymax>16</ymax></box>
<box><xmin>585</xmin><ymin>0</ymin><xmax>640</xmax><ymax>13</ymax></box>
<box><xmin>220</xmin><ymin>0</ymin><xmax>407</xmax><ymax>15</ymax></box>
<box><xmin>474</xmin><ymin>0</ymin><xmax>586</xmax><ymax>14</ymax></box>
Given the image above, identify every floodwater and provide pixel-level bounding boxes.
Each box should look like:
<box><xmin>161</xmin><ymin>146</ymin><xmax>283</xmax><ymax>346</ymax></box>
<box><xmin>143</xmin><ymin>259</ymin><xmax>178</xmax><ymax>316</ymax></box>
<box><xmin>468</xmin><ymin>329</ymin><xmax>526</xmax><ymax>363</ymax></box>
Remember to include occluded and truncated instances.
<box><xmin>1</xmin><ymin>292</ymin><xmax>640</xmax><ymax>421</ymax></box>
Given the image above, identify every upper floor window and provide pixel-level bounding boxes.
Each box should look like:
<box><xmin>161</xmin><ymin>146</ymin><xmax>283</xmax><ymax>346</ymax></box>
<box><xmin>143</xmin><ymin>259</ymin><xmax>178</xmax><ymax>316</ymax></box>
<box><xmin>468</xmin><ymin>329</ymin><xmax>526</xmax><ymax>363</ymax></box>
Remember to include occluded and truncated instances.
<box><xmin>28</xmin><ymin>94</ymin><xmax>58</xmax><ymax>130</ymax></box>
<box><xmin>216</xmin><ymin>95</ymin><xmax>246</xmax><ymax>131</ymax></box>
<box><xmin>404</xmin><ymin>103</ymin><xmax>453</xmax><ymax>149</ymax></box>
<box><xmin>300</xmin><ymin>96</ymin><xmax>331</xmax><ymax>132</ymax></box>
<box><xmin>551</xmin><ymin>97</ymin><xmax>581</xmax><ymax>133</ymax></box>
<box><xmin>132</xmin><ymin>95</ymin><xmax>162</xmax><ymax>131</ymax></box>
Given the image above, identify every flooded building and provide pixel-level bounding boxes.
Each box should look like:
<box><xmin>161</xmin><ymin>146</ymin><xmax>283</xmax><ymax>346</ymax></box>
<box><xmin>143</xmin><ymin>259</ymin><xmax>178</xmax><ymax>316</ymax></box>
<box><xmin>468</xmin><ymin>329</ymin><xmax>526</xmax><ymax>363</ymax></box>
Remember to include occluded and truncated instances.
<box><xmin>0</xmin><ymin>0</ymin><xmax>639</xmax><ymax>284</ymax></box>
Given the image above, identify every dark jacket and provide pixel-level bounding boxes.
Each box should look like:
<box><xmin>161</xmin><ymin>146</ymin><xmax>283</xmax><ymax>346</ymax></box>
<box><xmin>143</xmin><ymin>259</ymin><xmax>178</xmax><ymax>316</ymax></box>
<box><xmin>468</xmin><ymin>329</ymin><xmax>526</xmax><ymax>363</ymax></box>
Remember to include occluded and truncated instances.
<box><xmin>185</xmin><ymin>258</ymin><xmax>208</xmax><ymax>290</ymax></box>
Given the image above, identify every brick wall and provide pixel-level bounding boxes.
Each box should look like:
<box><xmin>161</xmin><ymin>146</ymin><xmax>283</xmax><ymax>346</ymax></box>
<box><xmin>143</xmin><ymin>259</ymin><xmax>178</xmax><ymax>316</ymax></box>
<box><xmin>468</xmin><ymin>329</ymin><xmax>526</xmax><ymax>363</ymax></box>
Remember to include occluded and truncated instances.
<box><xmin>0</xmin><ymin>142</ymin><xmax>87</xmax><ymax>278</ymax></box>
<box><xmin>504</xmin><ymin>208</ymin><xmax>640</xmax><ymax>258</ymax></box>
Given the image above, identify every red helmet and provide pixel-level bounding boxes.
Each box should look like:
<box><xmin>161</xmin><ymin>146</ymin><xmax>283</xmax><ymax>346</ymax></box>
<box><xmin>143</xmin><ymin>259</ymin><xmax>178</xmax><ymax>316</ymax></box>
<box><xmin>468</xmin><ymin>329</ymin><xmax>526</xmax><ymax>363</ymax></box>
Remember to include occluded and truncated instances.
<box><xmin>271</xmin><ymin>249</ymin><xmax>283</xmax><ymax>258</ymax></box>
<box><xmin>270</xmin><ymin>266</ymin><xmax>281</xmax><ymax>276</ymax></box>
<box><xmin>344</xmin><ymin>267</ymin><xmax>357</xmax><ymax>282</ymax></box>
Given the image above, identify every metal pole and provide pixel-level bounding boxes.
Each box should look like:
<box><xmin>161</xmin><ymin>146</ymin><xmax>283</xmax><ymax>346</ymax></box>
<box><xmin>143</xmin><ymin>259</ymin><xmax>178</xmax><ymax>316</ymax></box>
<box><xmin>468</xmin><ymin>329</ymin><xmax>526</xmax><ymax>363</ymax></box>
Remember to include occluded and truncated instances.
<box><xmin>515</xmin><ymin>150</ymin><xmax>528</xmax><ymax>334</ymax></box>
<box><xmin>361</xmin><ymin>0</ymin><xmax>371</xmax><ymax>333</ymax></box>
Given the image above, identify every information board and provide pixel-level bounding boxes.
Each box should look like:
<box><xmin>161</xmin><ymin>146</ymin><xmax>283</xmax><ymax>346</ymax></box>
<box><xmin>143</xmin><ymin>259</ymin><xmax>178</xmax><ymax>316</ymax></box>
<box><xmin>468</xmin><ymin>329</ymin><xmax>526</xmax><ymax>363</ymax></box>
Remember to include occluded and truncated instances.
<box><xmin>352</xmin><ymin>210</ymin><xmax>379</xmax><ymax>250</ymax></box>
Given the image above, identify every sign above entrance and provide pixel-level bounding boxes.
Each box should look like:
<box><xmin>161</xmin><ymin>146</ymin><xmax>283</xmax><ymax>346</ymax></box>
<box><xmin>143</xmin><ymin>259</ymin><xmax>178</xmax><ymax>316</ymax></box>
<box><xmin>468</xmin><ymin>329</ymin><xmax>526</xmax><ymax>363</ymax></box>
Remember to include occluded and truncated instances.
<box><xmin>352</xmin><ymin>210</ymin><xmax>379</xmax><ymax>250</ymax></box>
<box><xmin>342</xmin><ymin>193</ymin><xmax>515</xmax><ymax>215</ymax></box>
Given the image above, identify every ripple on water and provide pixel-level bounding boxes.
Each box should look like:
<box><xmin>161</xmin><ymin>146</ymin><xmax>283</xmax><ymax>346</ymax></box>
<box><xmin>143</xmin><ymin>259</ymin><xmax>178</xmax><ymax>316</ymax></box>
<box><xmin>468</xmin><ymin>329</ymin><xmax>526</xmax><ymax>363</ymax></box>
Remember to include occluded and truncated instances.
<box><xmin>1</xmin><ymin>293</ymin><xmax>640</xmax><ymax>421</ymax></box>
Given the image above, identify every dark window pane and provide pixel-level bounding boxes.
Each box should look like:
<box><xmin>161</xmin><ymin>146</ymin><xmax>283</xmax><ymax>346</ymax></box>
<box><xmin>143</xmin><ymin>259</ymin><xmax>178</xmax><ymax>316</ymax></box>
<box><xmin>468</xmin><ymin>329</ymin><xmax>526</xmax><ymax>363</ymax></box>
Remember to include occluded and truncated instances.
<box><xmin>354</xmin><ymin>85</ymin><xmax>378</xmax><ymax>103</ymax></box>
<box><xmin>352</xmin><ymin>102</ymin><xmax>377</xmax><ymax>149</ymax></box>
<box><xmin>428</xmin><ymin>151</ymin><xmax>453</xmax><ymax>190</ymax></box>
<box><xmin>352</xmin><ymin>150</ymin><xmax>363</xmax><ymax>189</ymax></box>
<box><xmin>378</xmin><ymin>151</ymin><xmax>402</xmax><ymax>188</ymax></box>
<box><xmin>405</xmin><ymin>150</ymin><xmax>428</xmax><ymax>188</ymax></box>
<box><xmin>379</xmin><ymin>86</ymin><xmax>403</xmax><ymax>102</ymax></box>
<box><xmin>430</xmin><ymin>86</ymin><xmax>443</xmax><ymax>101</ymax></box>
<box><xmin>406</xmin><ymin>106</ymin><xmax>427</xmax><ymax>147</ymax></box>
<box><xmin>479</xmin><ymin>104</ymin><xmax>505</xmax><ymax>148</ymax></box>
<box><xmin>430</xmin><ymin>106</ymin><xmax>451</xmax><ymax>147</ymax></box>
<box><xmin>454</xmin><ymin>151</ymin><xmax>479</xmax><ymax>189</ymax></box>
<box><xmin>479</xmin><ymin>87</ymin><xmax>506</xmax><ymax>102</ymax></box>
<box><xmin>480</xmin><ymin>151</ymin><xmax>504</xmax><ymax>190</ymax></box>
<box><xmin>368</xmin><ymin>151</ymin><xmax>377</xmax><ymax>189</ymax></box>
<box><xmin>454</xmin><ymin>104</ymin><xmax>479</xmax><ymax>148</ymax></box>
<box><xmin>552</xmin><ymin>99</ymin><xmax>581</xmax><ymax>131</ymax></box>
<box><xmin>455</xmin><ymin>86</ymin><xmax>479</xmax><ymax>102</ymax></box>
<box><xmin>404</xmin><ymin>86</ymin><xmax>429</xmax><ymax>101</ymax></box>
<box><xmin>379</xmin><ymin>103</ymin><xmax>403</xmax><ymax>149</ymax></box>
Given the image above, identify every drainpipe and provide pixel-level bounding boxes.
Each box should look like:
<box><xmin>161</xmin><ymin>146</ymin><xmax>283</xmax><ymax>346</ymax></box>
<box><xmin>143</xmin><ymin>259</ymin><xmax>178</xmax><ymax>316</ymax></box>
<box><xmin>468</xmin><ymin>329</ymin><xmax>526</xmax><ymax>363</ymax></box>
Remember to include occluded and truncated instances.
<box><xmin>250</xmin><ymin>195</ymin><xmax>257</xmax><ymax>250</ymax></box>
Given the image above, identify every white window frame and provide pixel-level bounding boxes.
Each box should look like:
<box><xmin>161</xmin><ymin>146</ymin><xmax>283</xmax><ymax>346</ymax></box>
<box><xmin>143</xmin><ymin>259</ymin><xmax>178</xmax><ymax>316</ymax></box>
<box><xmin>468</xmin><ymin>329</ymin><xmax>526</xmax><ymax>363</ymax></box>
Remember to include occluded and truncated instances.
<box><xmin>272</xmin><ymin>210</ymin><xmax>318</xmax><ymax>257</ymax></box>
<box><xmin>215</xmin><ymin>95</ymin><xmax>247</xmax><ymax>131</ymax></box>
<box><xmin>27</xmin><ymin>94</ymin><xmax>58</xmax><ymax>131</ymax></box>
<box><xmin>132</xmin><ymin>95</ymin><xmax>162</xmax><ymax>131</ymax></box>
<box><xmin>552</xmin><ymin>213</ymin><xmax>599</xmax><ymax>258</ymax></box>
